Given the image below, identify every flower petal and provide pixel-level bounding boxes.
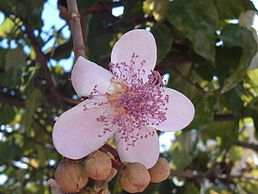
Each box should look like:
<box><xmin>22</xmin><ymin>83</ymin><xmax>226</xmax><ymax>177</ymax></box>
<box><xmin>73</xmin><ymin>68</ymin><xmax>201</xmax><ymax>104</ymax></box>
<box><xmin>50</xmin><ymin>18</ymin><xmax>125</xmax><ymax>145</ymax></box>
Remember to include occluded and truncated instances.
<box><xmin>52</xmin><ymin>101</ymin><xmax>115</xmax><ymax>159</ymax></box>
<box><xmin>115</xmin><ymin>127</ymin><xmax>159</xmax><ymax>169</ymax></box>
<box><xmin>71</xmin><ymin>56</ymin><xmax>113</xmax><ymax>97</ymax></box>
<box><xmin>156</xmin><ymin>87</ymin><xmax>195</xmax><ymax>132</ymax></box>
<box><xmin>111</xmin><ymin>29</ymin><xmax>157</xmax><ymax>80</ymax></box>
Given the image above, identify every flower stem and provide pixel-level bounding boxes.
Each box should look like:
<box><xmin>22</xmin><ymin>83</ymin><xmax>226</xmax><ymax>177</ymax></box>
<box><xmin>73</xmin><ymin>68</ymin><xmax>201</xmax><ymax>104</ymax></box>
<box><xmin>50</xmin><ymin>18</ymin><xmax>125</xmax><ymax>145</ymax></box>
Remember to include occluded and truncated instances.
<box><xmin>66</xmin><ymin>0</ymin><xmax>86</xmax><ymax>60</ymax></box>
<box><xmin>102</xmin><ymin>144</ymin><xmax>120</xmax><ymax>161</ymax></box>
<box><xmin>99</xmin><ymin>146</ymin><xmax>123</xmax><ymax>170</ymax></box>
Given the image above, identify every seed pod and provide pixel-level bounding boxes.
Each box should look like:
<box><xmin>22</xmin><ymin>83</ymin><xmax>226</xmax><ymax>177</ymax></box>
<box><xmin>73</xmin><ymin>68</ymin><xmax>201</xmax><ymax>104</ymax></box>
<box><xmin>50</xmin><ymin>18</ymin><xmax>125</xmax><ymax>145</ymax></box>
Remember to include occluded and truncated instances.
<box><xmin>84</xmin><ymin>150</ymin><xmax>112</xmax><ymax>180</ymax></box>
<box><xmin>55</xmin><ymin>159</ymin><xmax>88</xmax><ymax>193</ymax></box>
<box><xmin>120</xmin><ymin>163</ymin><xmax>150</xmax><ymax>193</ymax></box>
<box><xmin>148</xmin><ymin>157</ymin><xmax>170</xmax><ymax>183</ymax></box>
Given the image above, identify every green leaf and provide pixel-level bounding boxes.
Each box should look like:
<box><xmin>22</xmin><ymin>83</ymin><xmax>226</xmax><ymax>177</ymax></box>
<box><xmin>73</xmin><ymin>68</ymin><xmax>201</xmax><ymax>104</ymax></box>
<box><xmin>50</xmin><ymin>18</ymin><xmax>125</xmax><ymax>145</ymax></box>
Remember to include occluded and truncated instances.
<box><xmin>170</xmin><ymin>142</ymin><xmax>193</xmax><ymax>171</ymax></box>
<box><xmin>87</xmin><ymin>15</ymin><xmax>114</xmax><ymax>61</ymax></box>
<box><xmin>5</xmin><ymin>47</ymin><xmax>26</xmax><ymax>69</ymax></box>
<box><xmin>0</xmin><ymin>104</ymin><xmax>16</xmax><ymax>124</ymax></box>
<box><xmin>0</xmin><ymin>141</ymin><xmax>22</xmax><ymax>162</ymax></box>
<box><xmin>201</xmin><ymin>120</ymin><xmax>239</xmax><ymax>149</ymax></box>
<box><xmin>77</xmin><ymin>0</ymin><xmax>100</xmax><ymax>10</ymax></box>
<box><xmin>143</xmin><ymin>0</ymin><xmax>169</xmax><ymax>22</ymax></box>
<box><xmin>191</xmin><ymin>94</ymin><xmax>217</xmax><ymax>126</ymax></box>
<box><xmin>215</xmin><ymin>46</ymin><xmax>242</xmax><ymax>82</ymax></box>
<box><xmin>220</xmin><ymin>24</ymin><xmax>257</xmax><ymax>93</ymax></box>
<box><xmin>143</xmin><ymin>0</ymin><xmax>153</xmax><ymax>15</ymax></box>
<box><xmin>177</xmin><ymin>182</ymin><xmax>199</xmax><ymax>194</ymax></box>
<box><xmin>244</xmin><ymin>99</ymin><xmax>258</xmax><ymax>137</ymax></box>
<box><xmin>123</xmin><ymin>0</ymin><xmax>144</xmax><ymax>19</ymax></box>
<box><xmin>158</xmin><ymin>179</ymin><xmax>176</xmax><ymax>194</ymax></box>
<box><xmin>212</xmin><ymin>0</ymin><xmax>245</xmax><ymax>20</ymax></box>
<box><xmin>171</xmin><ymin>152</ymin><xmax>193</xmax><ymax>171</ymax></box>
<box><xmin>240</xmin><ymin>180</ymin><xmax>258</xmax><ymax>194</ymax></box>
<box><xmin>151</xmin><ymin>23</ymin><xmax>173</xmax><ymax>63</ymax></box>
<box><xmin>193</xmin><ymin>54</ymin><xmax>215</xmax><ymax>81</ymax></box>
<box><xmin>20</xmin><ymin>66</ymin><xmax>40</xmax><ymax>93</ymax></box>
<box><xmin>0</xmin><ymin>49</ymin><xmax>7</xmax><ymax>70</ymax></box>
<box><xmin>223</xmin><ymin>85</ymin><xmax>244</xmax><ymax>117</ymax></box>
<box><xmin>0</xmin><ymin>65</ymin><xmax>22</xmax><ymax>88</ymax></box>
<box><xmin>167</xmin><ymin>0</ymin><xmax>219</xmax><ymax>62</ymax></box>
<box><xmin>228</xmin><ymin>145</ymin><xmax>243</xmax><ymax>162</ymax></box>
<box><xmin>152</xmin><ymin>0</ymin><xmax>169</xmax><ymax>22</ymax></box>
<box><xmin>23</xmin><ymin>88</ymin><xmax>44</xmax><ymax>127</ymax></box>
<box><xmin>0</xmin><ymin>18</ymin><xmax>21</xmax><ymax>39</ymax></box>
<box><xmin>246</xmin><ymin>69</ymin><xmax>258</xmax><ymax>95</ymax></box>
<box><xmin>4</xmin><ymin>0</ymin><xmax>44</xmax><ymax>28</ymax></box>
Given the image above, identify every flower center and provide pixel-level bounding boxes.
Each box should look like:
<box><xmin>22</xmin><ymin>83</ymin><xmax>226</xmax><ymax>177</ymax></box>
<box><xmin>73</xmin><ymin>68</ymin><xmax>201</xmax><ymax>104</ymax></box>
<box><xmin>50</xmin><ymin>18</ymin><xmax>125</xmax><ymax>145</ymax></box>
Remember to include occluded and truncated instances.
<box><xmin>84</xmin><ymin>53</ymin><xmax>169</xmax><ymax>149</ymax></box>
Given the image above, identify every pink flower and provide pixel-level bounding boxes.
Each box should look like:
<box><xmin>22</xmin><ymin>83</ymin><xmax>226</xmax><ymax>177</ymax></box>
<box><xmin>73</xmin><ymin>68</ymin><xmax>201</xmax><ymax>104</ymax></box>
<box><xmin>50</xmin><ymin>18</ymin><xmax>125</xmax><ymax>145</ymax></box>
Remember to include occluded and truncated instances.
<box><xmin>52</xmin><ymin>29</ymin><xmax>195</xmax><ymax>169</ymax></box>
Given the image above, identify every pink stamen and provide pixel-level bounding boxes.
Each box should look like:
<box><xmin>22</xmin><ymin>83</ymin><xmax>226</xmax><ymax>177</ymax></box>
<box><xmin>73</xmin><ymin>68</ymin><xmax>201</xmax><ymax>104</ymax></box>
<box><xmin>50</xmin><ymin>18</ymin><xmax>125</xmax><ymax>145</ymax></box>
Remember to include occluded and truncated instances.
<box><xmin>84</xmin><ymin>53</ymin><xmax>169</xmax><ymax>149</ymax></box>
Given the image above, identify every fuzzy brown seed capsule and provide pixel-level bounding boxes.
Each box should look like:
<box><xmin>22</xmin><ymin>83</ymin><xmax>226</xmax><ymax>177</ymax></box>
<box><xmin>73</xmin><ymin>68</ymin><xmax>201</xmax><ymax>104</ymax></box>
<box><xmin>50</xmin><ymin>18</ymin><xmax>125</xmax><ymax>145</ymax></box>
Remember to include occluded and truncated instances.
<box><xmin>84</xmin><ymin>150</ymin><xmax>112</xmax><ymax>180</ymax></box>
<box><xmin>55</xmin><ymin>159</ymin><xmax>88</xmax><ymax>193</ymax></box>
<box><xmin>148</xmin><ymin>157</ymin><xmax>170</xmax><ymax>183</ymax></box>
<box><xmin>120</xmin><ymin>163</ymin><xmax>150</xmax><ymax>193</ymax></box>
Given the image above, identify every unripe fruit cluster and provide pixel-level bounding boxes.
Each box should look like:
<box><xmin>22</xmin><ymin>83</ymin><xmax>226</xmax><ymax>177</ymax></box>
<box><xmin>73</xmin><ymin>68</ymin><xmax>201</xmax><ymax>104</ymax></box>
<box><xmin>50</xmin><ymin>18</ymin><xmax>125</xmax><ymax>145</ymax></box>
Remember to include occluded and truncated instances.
<box><xmin>119</xmin><ymin>157</ymin><xmax>170</xmax><ymax>193</ymax></box>
<box><xmin>54</xmin><ymin>151</ymin><xmax>116</xmax><ymax>193</ymax></box>
<box><xmin>52</xmin><ymin>151</ymin><xmax>170</xmax><ymax>193</ymax></box>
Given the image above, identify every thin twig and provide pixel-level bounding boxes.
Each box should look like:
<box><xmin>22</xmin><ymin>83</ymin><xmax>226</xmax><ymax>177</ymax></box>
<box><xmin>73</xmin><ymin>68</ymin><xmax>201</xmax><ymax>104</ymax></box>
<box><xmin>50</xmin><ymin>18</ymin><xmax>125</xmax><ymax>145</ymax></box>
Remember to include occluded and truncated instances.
<box><xmin>0</xmin><ymin>95</ymin><xmax>25</xmax><ymax>107</ymax></box>
<box><xmin>235</xmin><ymin>141</ymin><xmax>258</xmax><ymax>152</ymax></box>
<box><xmin>66</xmin><ymin>0</ymin><xmax>86</xmax><ymax>60</ymax></box>
<box><xmin>99</xmin><ymin>147</ymin><xmax>122</xmax><ymax>170</ymax></box>
<box><xmin>213</xmin><ymin>114</ymin><xmax>235</xmax><ymax>121</ymax></box>
<box><xmin>103</xmin><ymin>144</ymin><xmax>120</xmax><ymax>161</ymax></box>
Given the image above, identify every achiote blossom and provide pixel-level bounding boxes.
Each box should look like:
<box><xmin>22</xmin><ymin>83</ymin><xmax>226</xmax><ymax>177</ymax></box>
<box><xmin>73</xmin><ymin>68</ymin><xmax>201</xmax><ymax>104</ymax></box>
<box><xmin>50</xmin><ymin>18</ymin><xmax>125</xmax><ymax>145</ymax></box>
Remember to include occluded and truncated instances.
<box><xmin>52</xmin><ymin>29</ymin><xmax>195</xmax><ymax>169</ymax></box>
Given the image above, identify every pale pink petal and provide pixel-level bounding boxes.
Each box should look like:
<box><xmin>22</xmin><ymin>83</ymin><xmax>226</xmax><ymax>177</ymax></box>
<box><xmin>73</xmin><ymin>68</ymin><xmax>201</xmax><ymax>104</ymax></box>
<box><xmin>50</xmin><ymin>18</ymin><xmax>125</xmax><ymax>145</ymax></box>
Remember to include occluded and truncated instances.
<box><xmin>115</xmin><ymin>127</ymin><xmax>159</xmax><ymax>169</ymax></box>
<box><xmin>111</xmin><ymin>29</ymin><xmax>157</xmax><ymax>80</ymax></box>
<box><xmin>52</xmin><ymin>101</ymin><xmax>116</xmax><ymax>159</ymax></box>
<box><xmin>155</xmin><ymin>87</ymin><xmax>195</xmax><ymax>132</ymax></box>
<box><xmin>71</xmin><ymin>56</ymin><xmax>113</xmax><ymax>97</ymax></box>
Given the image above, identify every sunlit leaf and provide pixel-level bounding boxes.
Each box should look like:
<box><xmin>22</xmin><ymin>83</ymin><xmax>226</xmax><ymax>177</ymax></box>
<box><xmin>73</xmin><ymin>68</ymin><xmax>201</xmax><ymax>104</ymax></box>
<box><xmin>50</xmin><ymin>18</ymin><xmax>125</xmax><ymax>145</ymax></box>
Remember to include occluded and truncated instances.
<box><xmin>0</xmin><ymin>18</ymin><xmax>21</xmax><ymax>39</ymax></box>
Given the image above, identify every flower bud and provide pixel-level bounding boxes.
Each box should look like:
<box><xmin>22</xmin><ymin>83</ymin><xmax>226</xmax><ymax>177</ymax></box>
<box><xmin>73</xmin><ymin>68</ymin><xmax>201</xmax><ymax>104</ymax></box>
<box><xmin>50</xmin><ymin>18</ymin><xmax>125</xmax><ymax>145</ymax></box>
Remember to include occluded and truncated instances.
<box><xmin>84</xmin><ymin>150</ymin><xmax>112</xmax><ymax>180</ymax></box>
<box><xmin>120</xmin><ymin>163</ymin><xmax>150</xmax><ymax>193</ymax></box>
<box><xmin>148</xmin><ymin>157</ymin><xmax>170</xmax><ymax>183</ymax></box>
<box><xmin>55</xmin><ymin>159</ymin><xmax>88</xmax><ymax>193</ymax></box>
<box><xmin>105</xmin><ymin>167</ymin><xmax>117</xmax><ymax>182</ymax></box>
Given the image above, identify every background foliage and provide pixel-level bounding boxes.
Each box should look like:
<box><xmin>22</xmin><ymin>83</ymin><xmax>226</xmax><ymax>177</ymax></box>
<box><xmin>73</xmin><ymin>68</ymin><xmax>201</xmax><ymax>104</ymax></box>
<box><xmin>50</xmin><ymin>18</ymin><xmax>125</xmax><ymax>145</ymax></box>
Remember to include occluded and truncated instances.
<box><xmin>0</xmin><ymin>0</ymin><xmax>258</xmax><ymax>193</ymax></box>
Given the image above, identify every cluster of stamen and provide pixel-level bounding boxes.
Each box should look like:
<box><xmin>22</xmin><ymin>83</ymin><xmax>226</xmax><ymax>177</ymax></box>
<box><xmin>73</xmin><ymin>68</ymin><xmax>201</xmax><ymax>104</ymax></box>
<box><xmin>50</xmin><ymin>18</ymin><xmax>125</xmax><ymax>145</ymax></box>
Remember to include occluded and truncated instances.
<box><xmin>84</xmin><ymin>53</ymin><xmax>169</xmax><ymax>149</ymax></box>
